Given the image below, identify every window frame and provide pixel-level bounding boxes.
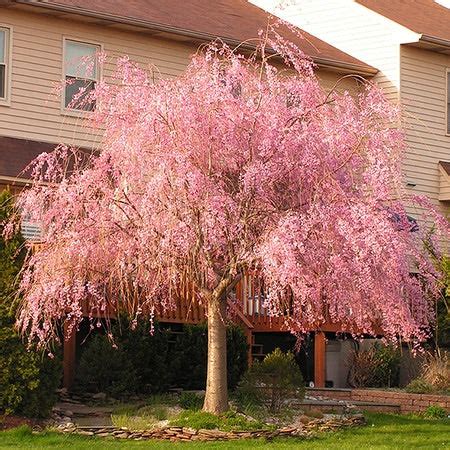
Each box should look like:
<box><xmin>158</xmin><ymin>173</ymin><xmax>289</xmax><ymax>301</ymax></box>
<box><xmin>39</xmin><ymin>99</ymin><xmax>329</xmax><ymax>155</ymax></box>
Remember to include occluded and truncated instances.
<box><xmin>61</xmin><ymin>36</ymin><xmax>102</xmax><ymax>116</ymax></box>
<box><xmin>0</xmin><ymin>25</ymin><xmax>12</xmax><ymax>106</ymax></box>
<box><xmin>446</xmin><ymin>68</ymin><xmax>450</xmax><ymax>136</ymax></box>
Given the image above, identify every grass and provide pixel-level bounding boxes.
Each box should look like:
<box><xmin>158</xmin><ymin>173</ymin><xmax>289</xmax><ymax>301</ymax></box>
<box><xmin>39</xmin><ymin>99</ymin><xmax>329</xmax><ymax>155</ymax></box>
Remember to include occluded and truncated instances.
<box><xmin>168</xmin><ymin>410</ymin><xmax>272</xmax><ymax>431</ymax></box>
<box><xmin>0</xmin><ymin>413</ymin><xmax>448</xmax><ymax>449</ymax></box>
<box><xmin>111</xmin><ymin>399</ymin><xmax>178</xmax><ymax>430</ymax></box>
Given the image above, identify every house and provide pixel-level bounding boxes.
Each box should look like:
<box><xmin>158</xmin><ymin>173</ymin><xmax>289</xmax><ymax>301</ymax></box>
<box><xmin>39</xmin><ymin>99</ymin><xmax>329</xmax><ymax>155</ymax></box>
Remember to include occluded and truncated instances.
<box><xmin>0</xmin><ymin>0</ymin><xmax>389</xmax><ymax>391</ymax></box>
<box><xmin>252</xmin><ymin>0</ymin><xmax>450</xmax><ymax>219</ymax></box>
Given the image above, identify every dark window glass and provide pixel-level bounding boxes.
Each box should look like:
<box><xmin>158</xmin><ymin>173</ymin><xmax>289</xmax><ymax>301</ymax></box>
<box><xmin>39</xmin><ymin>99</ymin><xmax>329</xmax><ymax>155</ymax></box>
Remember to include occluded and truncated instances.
<box><xmin>64</xmin><ymin>77</ymin><xmax>96</xmax><ymax>111</ymax></box>
<box><xmin>0</xmin><ymin>65</ymin><xmax>5</xmax><ymax>99</ymax></box>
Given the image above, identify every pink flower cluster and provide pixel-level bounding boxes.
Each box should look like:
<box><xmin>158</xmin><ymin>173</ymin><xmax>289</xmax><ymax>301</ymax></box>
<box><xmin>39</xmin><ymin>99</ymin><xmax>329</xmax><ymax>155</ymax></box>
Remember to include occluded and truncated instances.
<box><xmin>13</xmin><ymin>29</ymin><xmax>449</xmax><ymax>348</ymax></box>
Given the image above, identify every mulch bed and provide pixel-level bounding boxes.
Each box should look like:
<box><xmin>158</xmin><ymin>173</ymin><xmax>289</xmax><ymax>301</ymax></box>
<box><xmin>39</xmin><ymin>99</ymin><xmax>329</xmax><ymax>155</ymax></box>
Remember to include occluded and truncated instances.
<box><xmin>0</xmin><ymin>414</ymin><xmax>45</xmax><ymax>431</ymax></box>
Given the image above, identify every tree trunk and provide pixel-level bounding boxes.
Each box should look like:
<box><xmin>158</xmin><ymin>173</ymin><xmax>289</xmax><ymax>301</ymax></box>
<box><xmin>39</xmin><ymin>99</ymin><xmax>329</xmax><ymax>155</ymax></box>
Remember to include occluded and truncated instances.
<box><xmin>203</xmin><ymin>294</ymin><xmax>228</xmax><ymax>414</ymax></box>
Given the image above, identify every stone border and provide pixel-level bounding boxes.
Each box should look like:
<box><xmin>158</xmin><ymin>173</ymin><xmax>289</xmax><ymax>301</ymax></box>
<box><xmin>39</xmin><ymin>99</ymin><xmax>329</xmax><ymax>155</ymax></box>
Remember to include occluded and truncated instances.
<box><xmin>56</xmin><ymin>415</ymin><xmax>365</xmax><ymax>442</ymax></box>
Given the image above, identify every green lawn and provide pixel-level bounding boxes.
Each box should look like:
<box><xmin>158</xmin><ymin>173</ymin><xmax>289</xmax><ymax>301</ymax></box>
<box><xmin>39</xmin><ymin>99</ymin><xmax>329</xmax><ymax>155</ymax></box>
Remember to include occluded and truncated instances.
<box><xmin>0</xmin><ymin>413</ymin><xmax>448</xmax><ymax>449</ymax></box>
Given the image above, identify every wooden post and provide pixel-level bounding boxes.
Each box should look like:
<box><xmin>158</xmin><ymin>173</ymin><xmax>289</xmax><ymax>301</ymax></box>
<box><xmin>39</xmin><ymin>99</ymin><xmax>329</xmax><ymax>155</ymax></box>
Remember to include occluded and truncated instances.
<box><xmin>314</xmin><ymin>331</ymin><xmax>326</xmax><ymax>388</ymax></box>
<box><xmin>63</xmin><ymin>322</ymin><xmax>76</xmax><ymax>390</ymax></box>
<box><xmin>246</xmin><ymin>330</ymin><xmax>253</xmax><ymax>368</ymax></box>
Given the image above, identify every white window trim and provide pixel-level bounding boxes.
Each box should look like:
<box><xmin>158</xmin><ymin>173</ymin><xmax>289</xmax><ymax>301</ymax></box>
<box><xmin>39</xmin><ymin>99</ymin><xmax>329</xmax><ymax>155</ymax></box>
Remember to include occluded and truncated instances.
<box><xmin>0</xmin><ymin>25</ymin><xmax>12</xmax><ymax>107</ymax></box>
<box><xmin>61</xmin><ymin>36</ymin><xmax>103</xmax><ymax>117</ymax></box>
<box><xmin>445</xmin><ymin>68</ymin><xmax>450</xmax><ymax>136</ymax></box>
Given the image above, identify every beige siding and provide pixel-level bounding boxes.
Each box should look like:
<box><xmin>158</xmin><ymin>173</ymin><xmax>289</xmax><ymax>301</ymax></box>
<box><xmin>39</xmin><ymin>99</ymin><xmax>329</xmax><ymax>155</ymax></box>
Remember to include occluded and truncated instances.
<box><xmin>400</xmin><ymin>46</ymin><xmax>450</xmax><ymax>216</ymax></box>
<box><xmin>0</xmin><ymin>8</ymin><xmax>195</xmax><ymax>149</ymax></box>
<box><xmin>0</xmin><ymin>8</ymin><xmax>357</xmax><ymax>155</ymax></box>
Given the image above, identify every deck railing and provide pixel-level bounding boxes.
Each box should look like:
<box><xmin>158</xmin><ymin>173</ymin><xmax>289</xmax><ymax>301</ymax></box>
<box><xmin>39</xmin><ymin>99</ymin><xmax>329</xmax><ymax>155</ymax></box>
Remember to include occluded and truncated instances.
<box><xmin>30</xmin><ymin>242</ymin><xmax>287</xmax><ymax>331</ymax></box>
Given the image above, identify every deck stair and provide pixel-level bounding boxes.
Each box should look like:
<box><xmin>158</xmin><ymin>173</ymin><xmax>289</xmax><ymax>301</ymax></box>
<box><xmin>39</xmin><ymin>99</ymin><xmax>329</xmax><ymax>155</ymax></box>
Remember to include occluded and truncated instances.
<box><xmin>250</xmin><ymin>334</ymin><xmax>265</xmax><ymax>361</ymax></box>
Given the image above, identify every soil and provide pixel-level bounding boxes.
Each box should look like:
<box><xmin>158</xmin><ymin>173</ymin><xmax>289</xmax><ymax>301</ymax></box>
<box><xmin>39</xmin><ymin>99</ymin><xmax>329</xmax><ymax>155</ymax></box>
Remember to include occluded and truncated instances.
<box><xmin>0</xmin><ymin>414</ymin><xmax>45</xmax><ymax>431</ymax></box>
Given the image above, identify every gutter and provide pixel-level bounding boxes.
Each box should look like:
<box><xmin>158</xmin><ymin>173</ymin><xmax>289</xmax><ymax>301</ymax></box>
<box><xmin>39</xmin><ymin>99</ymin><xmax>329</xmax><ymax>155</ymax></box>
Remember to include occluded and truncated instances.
<box><xmin>419</xmin><ymin>33</ymin><xmax>450</xmax><ymax>49</ymax></box>
<box><xmin>12</xmin><ymin>0</ymin><xmax>377</xmax><ymax>76</ymax></box>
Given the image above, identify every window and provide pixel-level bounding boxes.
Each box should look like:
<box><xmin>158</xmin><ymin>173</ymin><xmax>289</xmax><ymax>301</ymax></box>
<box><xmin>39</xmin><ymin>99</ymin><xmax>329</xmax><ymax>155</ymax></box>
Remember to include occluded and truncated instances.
<box><xmin>64</xmin><ymin>39</ymin><xmax>100</xmax><ymax>111</ymax></box>
<box><xmin>0</xmin><ymin>27</ymin><xmax>10</xmax><ymax>101</ymax></box>
<box><xmin>21</xmin><ymin>219</ymin><xmax>42</xmax><ymax>241</ymax></box>
<box><xmin>447</xmin><ymin>70</ymin><xmax>450</xmax><ymax>134</ymax></box>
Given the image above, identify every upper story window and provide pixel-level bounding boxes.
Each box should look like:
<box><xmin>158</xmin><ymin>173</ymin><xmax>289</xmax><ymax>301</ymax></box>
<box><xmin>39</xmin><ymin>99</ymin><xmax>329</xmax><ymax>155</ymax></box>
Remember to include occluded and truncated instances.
<box><xmin>447</xmin><ymin>70</ymin><xmax>450</xmax><ymax>134</ymax></box>
<box><xmin>0</xmin><ymin>27</ymin><xmax>10</xmax><ymax>102</ymax></box>
<box><xmin>64</xmin><ymin>39</ymin><xmax>100</xmax><ymax>111</ymax></box>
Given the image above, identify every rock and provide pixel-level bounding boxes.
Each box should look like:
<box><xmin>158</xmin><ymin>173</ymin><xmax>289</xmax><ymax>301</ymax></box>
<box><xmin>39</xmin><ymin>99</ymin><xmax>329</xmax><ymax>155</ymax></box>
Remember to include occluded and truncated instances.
<box><xmin>92</xmin><ymin>392</ymin><xmax>107</xmax><ymax>401</ymax></box>
<box><xmin>77</xmin><ymin>431</ymin><xmax>94</xmax><ymax>436</ymax></box>
<box><xmin>115</xmin><ymin>433</ymin><xmax>129</xmax><ymax>439</ymax></box>
<box><xmin>298</xmin><ymin>415</ymin><xmax>312</xmax><ymax>424</ymax></box>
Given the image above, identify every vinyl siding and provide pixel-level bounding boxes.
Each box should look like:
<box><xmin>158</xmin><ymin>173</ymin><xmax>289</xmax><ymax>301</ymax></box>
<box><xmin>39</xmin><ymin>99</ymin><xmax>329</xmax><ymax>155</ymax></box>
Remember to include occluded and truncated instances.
<box><xmin>400</xmin><ymin>45</ymin><xmax>450</xmax><ymax>216</ymax></box>
<box><xmin>0</xmin><ymin>8</ymin><xmax>194</xmax><ymax>149</ymax></box>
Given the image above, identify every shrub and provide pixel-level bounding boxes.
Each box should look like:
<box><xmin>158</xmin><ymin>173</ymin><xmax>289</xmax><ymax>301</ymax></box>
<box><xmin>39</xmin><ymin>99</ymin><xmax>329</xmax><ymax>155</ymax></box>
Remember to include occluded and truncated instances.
<box><xmin>75</xmin><ymin>321</ymin><xmax>248</xmax><ymax>396</ymax></box>
<box><xmin>347</xmin><ymin>342</ymin><xmax>400</xmax><ymax>388</ymax></box>
<box><xmin>405</xmin><ymin>378</ymin><xmax>435</xmax><ymax>394</ymax></box>
<box><xmin>75</xmin><ymin>334</ymin><xmax>138</xmax><ymax>396</ymax></box>
<box><xmin>169</xmin><ymin>323</ymin><xmax>248</xmax><ymax>390</ymax></box>
<box><xmin>0</xmin><ymin>190</ymin><xmax>61</xmax><ymax>418</ymax></box>
<box><xmin>421</xmin><ymin>351</ymin><xmax>449</xmax><ymax>392</ymax></box>
<box><xmin>406</xmin><ymin>351</ymin><xmax>449</xmax><ymax>394</ymax></box>
<box><xmin>236</xmin><ymin>348</ymin><xmax>305</xmax><ymax>413</ymax></box>
<box><xmin>114</xmin><ymin>319</ymin><xmax>170</xmax><ymax>393</ymax></box>
<box><xmin>179</xmin><ymin>391</ymin><xmax>204</xmax><ymax>411</ymax></box>
<box><xmin>422</xmin><ymin>405</ymin><xmax>447</xmax><ymax>419</ymax></box>
<box><xmin>169</xmin><ymin>324</ymin><xmax>208</xmax><ymax>390</ymax></box>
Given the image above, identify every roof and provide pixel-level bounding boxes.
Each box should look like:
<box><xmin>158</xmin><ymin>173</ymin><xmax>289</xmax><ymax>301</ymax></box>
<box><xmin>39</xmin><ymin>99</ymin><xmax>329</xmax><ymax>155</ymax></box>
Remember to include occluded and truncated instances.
<box><xmin>439</xmin><ymin>160</ymin><xmax>450</xmax><ymax>176</ymax></box>
<box><xmin>0</xmin><ymin>136</ymin><xmax>56</xmax><ymax>180</ymax></box>
<box><xmin>9</xmin><ymin>0</ymin><xmax>376</xmax><ymax>75</ymax></box>
<box><xmin>357</xmin><ymin>0</ymin><xmax>450</xmax><ymax>43</ymax></box>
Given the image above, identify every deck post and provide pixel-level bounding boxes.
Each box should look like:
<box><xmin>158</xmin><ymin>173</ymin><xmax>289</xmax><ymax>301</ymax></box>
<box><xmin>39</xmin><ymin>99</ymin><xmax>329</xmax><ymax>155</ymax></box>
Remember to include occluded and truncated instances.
<box><xmin>246</xmin><ymin>329</ymin><xmax>253</xmax><ymax>368</ymax></box>
<box><xmin>314</xmin><ymin>331</ymin><xmax>326</xmax><ymax>388</ymax></box>
<box><xmin>63</xmin><ymin>322</ymin><xmax>76</xmax><ymax>390</ymax></box>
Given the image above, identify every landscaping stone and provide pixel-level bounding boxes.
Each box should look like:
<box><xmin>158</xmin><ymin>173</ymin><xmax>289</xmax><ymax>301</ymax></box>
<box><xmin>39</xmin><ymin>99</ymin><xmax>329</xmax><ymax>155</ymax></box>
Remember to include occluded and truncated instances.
<box><xmin>53</xmin><ymin>415</ymin><xmax>366</xmax><ymax>442</ymax></box>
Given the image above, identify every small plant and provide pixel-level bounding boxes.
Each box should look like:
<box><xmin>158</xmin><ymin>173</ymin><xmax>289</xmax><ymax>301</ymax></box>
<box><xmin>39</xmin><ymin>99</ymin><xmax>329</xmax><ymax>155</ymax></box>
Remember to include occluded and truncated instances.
<box><xmin>179</xmin><ymin>391</ymin><xmax>204</xmax><ymax>411</ymax></box>
<box><xmin>111</xmin><ymin>403</ymin><xmax>172</xmax><ymax>430</ymax></box>
<box><xmin>421</xmin><ymin>351</ymin><xmax>449</xmax><ymax>392</ymax></box>
<box><xmin>235</xmin><ymin>348</ymin><xmax>305</xmax><ymax>413</ymax></box>
<box><xmin>406</xmin><ymin>351</ymin><xmax>449</xmax><ymax>394</ymax></box>
<box><xmin>347</xmin><ymin>343</ymin><xmax>400</xmax><ymax>388</ymax></box>
<box><xmin>405</xmin><ymin>378</ymin><xmax>434</xmax><ymax>394</ymax></box>
<box><xmin>422</xmin><ymin>405</ymin><xmax>447</xmax><ymax>419</ymax></box>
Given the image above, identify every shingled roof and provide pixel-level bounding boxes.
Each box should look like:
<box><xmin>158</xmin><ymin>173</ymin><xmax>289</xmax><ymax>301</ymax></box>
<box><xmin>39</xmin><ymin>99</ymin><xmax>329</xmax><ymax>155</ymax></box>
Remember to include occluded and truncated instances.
<box><xmin>9</xmin><ymin>0</ymin><xmax>376</xmax><ymax>74</ymax></box>
<box><xmin>357</xmin><ymin>0</ymin><xmax>450</xmax><ymax>43</ymax></box>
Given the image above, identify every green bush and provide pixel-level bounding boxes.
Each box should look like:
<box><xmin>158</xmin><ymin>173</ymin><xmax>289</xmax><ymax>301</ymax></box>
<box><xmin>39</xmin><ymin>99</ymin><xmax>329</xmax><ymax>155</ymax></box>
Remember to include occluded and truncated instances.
<box><xmin>169</xmin><ymin>324</ymin><xmax>208</xmax><ymax>390</ymax></box>
<box><xmin>0</xmin><ymin>190</ymin><xmax>61</xmax><ymax>418</ymax></box>
<box><xmin>75</xmin><ymin>334</ymin><xmax>138</xmax><ymax>396</ymax></box>
<box><xmin>422</xmin><ymin>405</ymin><xmax>447</xmax><ymax>419</ymax></box>
<box><xmin>75</xmin><ymin>321</ymin><xmax>248</xmax><ymax>396</ymax></box>
<box><xmin>114</xmin><ymin>318</ymin><xmax>170</xmax><ymax>393</ymax></box>
<box><xmin>347</xmin><ymin>343</ymin><xmax>401</xmax><ymax>388</ymax></box>
<box><xmin>169</xmin><ymin>323</ymin><xmax>248</xmax><ymax>390</ymax></box>
<box><xmin>179</xmin><ymin>391</ymin><xmax>204</xmax><ymax>411</ymax></box>
<box><xmin>236</xmin><ymin>348</ymin><xmax>305</xmax><ymax>413</ymax></box>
